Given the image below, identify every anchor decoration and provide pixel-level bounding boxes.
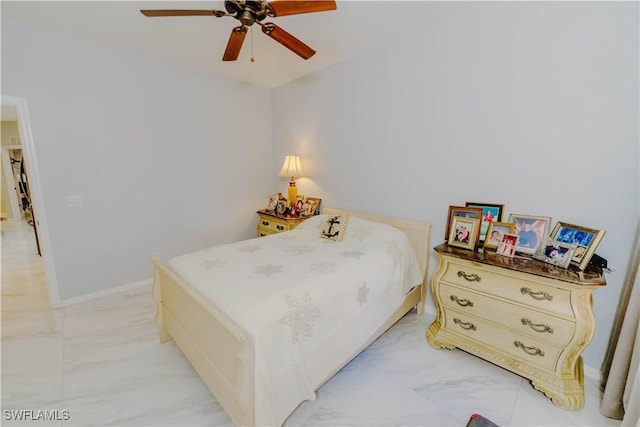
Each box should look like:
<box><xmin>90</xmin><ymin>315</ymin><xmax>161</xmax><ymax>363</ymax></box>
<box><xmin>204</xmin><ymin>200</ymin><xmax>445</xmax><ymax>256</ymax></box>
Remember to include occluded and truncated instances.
<box><xmin>320</xmin><ymin>215</ymin><xmax>349</xmax><ymax>242</ymax></box>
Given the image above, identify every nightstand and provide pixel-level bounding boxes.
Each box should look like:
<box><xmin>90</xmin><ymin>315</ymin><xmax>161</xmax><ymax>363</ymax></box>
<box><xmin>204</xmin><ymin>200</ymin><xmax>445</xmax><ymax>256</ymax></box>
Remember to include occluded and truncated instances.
<box><xmin>427</xmin><ymin>243</ymin><xmax>605</xmax><ymax>410</ymax></box>
<box><xmin>256</xmin><ymin>210</ymin><xmax>307</xmax><ymax>237</ymax></box>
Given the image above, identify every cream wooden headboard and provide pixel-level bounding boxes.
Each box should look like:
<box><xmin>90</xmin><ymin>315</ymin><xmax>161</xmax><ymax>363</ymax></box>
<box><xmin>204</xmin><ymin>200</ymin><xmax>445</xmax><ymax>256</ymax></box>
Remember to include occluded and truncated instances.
<box><xmin>323</xmin><ymin>208</ymin><xmax>432</xmax><ymax>281</ymax></box>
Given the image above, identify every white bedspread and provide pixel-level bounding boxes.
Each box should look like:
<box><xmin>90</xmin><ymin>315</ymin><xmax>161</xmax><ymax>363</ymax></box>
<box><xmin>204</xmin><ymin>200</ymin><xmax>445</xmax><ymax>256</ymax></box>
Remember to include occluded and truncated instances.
<box><xmin>168</xmin><ymin>215</ymin><xmax>423</xmax><ymax>426</ymax></box>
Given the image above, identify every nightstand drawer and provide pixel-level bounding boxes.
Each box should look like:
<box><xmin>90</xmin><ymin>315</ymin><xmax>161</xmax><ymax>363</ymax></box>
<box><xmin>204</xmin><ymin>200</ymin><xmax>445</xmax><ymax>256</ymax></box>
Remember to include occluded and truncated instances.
<box><xmin>258</xmin><ymin>217</ymin><xmax>290</xmax><ymax>233</ymax></box>
<box><xmin>440</xmin><ymin>283</ymin><xmax>575</xmax><ymax>346</ymax></box>
<box><xmin>442</xmin><ymin>260</ymin><xmax>573</xmax><ymax>318</ymax></box>
<box><xmin>443</xmin><ymin>308</ymin><xmax>562</xmax><ymax>372</ymax></box>
<box><xmin>256</xmin><ymin>210</ymin><xmax>307</xmax><ymax>237</ymax></box>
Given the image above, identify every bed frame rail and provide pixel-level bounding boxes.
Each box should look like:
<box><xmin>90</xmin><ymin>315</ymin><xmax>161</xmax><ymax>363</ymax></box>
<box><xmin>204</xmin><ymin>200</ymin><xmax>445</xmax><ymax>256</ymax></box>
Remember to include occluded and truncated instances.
<box><xmin>151</xmin><ymin>257</ymin><xmax>255</xmax><ymax>426</ymax></box>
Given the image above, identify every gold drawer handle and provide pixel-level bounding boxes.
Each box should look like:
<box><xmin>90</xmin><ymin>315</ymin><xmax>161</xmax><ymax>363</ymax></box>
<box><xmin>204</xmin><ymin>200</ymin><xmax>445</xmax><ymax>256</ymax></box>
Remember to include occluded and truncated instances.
<box><xmin>450</xmin><ymin>295</ymin><xmax>474</xmax><ymax>307</ymax></box>
<box><xmin>453</xmin><ymin>318</ymin><xmax>476</xmax><ymax>331</ymax></box>
<box><xmin>520</xmin><ymin>287</ymin><xmax>553</xmax><ymax>301</ymax></box>
<box><xmin>521</xmin><ymin>318</ymin><xmax>554</xmax><ymax>334</ymax></box>
<box><xmin>262</xmin><ymin>220</ymin><xmax>269</xmax><ymax>226</ymax></box>
<box><xmin>514</xmin><ymin>340</ymin><xmax>545</xmax><ymax>357</ymax></box>
<box><xmin>457</xmin><ymin>270</ymin><xmax>481</xmax><ymax>282</ymax></box>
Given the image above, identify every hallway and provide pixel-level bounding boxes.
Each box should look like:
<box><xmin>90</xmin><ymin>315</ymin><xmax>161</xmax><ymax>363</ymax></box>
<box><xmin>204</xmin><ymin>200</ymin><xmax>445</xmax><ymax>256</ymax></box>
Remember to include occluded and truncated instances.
<box><xmin>1</xmin><ymin>219</ymin><xmax>49</xmax><ymax>311</ymax></box>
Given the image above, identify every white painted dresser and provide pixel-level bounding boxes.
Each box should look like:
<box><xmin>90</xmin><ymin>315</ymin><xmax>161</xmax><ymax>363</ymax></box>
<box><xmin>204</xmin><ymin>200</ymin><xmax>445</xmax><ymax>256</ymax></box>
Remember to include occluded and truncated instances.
<box><xmin>427</xmin><ymin>243</ymin><xmax>605</xmax><ymax>410</ymax></box>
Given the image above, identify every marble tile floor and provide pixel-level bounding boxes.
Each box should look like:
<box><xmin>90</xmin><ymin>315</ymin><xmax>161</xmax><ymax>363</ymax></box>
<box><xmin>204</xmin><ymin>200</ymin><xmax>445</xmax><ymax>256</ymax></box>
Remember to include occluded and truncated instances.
<box><xmin>1</xmin><ymin>220</ymin><xmax>622</xmax><ymax>427</ymax></box>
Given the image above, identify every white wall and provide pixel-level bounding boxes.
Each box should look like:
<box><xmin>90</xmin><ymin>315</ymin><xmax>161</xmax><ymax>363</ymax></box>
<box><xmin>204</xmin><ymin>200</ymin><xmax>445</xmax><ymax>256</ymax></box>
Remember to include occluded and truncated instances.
<box><xmin>271</xmin><ymin>2</ymin><xmax>639</xmax><ymax>369</ymax></box>
<box><xmin>2</xmin><ymin>21</ymin><xmax>273</xmax><ymax>301</ymax></box>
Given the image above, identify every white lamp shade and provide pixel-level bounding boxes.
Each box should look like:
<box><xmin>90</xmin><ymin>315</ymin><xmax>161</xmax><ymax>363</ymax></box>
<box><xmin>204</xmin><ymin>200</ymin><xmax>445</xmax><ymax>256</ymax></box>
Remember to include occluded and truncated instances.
<box><xmin>278</xmin><ymin>155</ymin><xmax>304</xmax><ymax>179</ymax></box>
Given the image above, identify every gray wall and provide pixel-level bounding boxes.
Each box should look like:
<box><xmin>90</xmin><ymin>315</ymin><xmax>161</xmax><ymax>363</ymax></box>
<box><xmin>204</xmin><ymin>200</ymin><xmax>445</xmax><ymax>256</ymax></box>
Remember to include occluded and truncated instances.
<box><xmin>2</xmin><ymin>20</ymin><xmax>273</xmax><ymax>301</ymax></box>
<box><xmin>271</xmin><ymin>2</ymin><xmax>639</xmax><ymax>369</ymax></box>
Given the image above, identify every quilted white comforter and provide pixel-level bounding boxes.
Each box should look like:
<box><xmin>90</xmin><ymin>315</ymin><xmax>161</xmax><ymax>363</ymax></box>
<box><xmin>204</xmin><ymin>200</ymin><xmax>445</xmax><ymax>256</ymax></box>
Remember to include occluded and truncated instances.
<box><xmin>168</xmin><ymin>215</ymin><xmax>423</xmax><ymax>426</ymax></box>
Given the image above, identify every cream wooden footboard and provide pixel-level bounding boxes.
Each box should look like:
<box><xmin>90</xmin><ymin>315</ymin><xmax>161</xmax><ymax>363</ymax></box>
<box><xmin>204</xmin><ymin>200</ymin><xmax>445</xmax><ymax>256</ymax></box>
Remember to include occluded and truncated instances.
<box><xmin>150</xmin><ymin>208</ymin><xmax>431</xmax><ymax>426</ymax></box>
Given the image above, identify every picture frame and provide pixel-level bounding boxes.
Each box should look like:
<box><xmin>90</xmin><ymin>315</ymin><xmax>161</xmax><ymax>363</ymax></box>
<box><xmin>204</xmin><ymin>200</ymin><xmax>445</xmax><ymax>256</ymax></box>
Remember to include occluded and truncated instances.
<box><xmin>275</xmin><ymin>199</ymin><xmax>288</xmax><ymax>216</ymax></box>
<box><xmin>301</xmin><ymin>197</ymin><xmax>322</xmax><ymax>217</ymax></box>
<box><xmin>496</xmin><ymin>233</ymin><xmax>519</xmax><ymax>258</ymax></box>
<box><xmin>444</xmin><ymin>205</ymin><xmax>483</xmax><ymax>241</ymax></box>
<box><xmin>483</xmin><ymin>221</ymin><xmax>516</xmax><ymax>250</ymax></box>
<box><xmin>289</xmin><ymin>196</ymin><xmax>305</xmax><ymax>217</ymax></box>
<box><xmin>448</xmin><ymin>216</ymin><xmax>481</xmax><ymax>251</ymax></box>
<box><xmin>465</xmin><ymin>202</ymin><xmax>504</xmax><ymax>242</ymax></box>
<box><xmin>508</xmin><ymin>214</ymin><xmax>552</xmax><ymax>255</ymax></box>
<box><xmin>550</xmin><ymin>221</ymin><xmax>606</xmax><ymax>270</ymax></box>
<box><xmin>534</xmin><ymin>240</ymin><xmax>577</xmax><ymax>269</ymax></box>
<box><xmin>265</xmin><ymin>194</ymin><xmax>278</xmax><ymax>211</ymax></box>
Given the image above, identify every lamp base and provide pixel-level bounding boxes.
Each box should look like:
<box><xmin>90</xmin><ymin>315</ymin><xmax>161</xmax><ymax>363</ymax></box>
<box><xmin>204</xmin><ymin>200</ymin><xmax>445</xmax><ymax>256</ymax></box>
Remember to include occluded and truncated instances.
<box><xmin>287</xmin><ymin>185</ymin><xmax>298</xmax><ymax>209</ymax></box>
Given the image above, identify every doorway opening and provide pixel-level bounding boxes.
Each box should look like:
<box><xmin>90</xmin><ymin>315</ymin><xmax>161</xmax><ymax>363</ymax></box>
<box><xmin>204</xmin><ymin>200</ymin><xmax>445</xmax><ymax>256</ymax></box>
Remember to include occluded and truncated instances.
<box><xmin>1</xmin><ymin>96</ymin><xmax>60</xmax><ymax>307</ymax></box>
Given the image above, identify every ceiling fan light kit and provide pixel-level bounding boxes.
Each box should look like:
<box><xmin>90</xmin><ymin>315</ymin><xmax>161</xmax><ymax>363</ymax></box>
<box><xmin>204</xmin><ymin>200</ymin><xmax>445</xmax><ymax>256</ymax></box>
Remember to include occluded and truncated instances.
<box><xmin>140</xmin><ymin>0</ymin><xmax>337</xmax><ymax>62</ymax></box>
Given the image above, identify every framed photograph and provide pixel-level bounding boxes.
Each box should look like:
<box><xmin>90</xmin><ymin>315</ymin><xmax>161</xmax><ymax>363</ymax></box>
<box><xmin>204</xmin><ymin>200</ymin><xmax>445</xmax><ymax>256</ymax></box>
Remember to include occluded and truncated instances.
<box><xmin>290</xmin><ymin>196</ymin><xmax>305</xmax><ymax>217</ymax></box>
<box><xmin>550</xmin><ymin>221</ymin><xmax>606</xmax><ymax>270</ymax></box>
<box><xmin>301</xmin><ymin>197</ymin><xmax>321</xmax><ymax>217</ymax></box>
<box><xmin>265</xmin><ymin>194</ymin><xmax>278</xmax><ymax>211</ymax></box>
<box><xmin>444</xmin><ymin>205</ymin><xmax>483</xmax><ymax>241</ymax></box>
<box><xmin>534</xmin><ymin>241</ymin><xmax>577</xmax><ymax>269</ymax></box>
<box><xmin>496</xmin><ymin>233</ymin><xmax>519</xmax><ymax>258</ymax></box>
<box><xmin>276</xmin><ymin>199</ymin><xmax>288</xmax><ymax>216</ymax></box>
<box><xmin>483</xmin><ymin>221</ymin><xmax>516</xmax><ymax>250</ymax></box>
<box><xmin>508</xmin><ymin>214</ymin><xmax>552</xmax><ymax>255</ymax></box>
<box><xmin>465</xmin><ymin>202</ymin><xmax>504</xmax><ymax>242</ymax></box>
<box><xmin>448</xmin><ymin>216</ymin><xmax>481</xmax><ymax>251</ymax></box>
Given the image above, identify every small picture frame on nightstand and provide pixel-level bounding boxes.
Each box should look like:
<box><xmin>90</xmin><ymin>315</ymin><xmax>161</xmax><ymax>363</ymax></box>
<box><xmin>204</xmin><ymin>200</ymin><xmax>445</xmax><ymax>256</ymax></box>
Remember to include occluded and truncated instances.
<box><xmin>301</xmin><ymin>197</ymin><xmax>321</xmax><ymax>217</ymax></box>
<box><xmin>265</xmin><ymin>194</ymin><xmax>278</xmax><ymax>211</ymax></box>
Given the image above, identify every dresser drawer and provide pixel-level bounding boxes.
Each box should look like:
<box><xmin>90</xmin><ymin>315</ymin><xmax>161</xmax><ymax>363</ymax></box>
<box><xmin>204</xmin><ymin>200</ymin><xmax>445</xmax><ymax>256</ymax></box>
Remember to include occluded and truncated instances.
<box><xmin>440</xmin><ymin>283</ymin><xmax>575</xmax><ymax>346</ymax></box>
<box><xmin>443</xmin><ymin>308</ymin><xmax>562</xmax><ymax>372</ymax></box>
<box><xmin>442</xmin><ymin>261</ymin><xmax>573</xmax><ymax>318</ymax></box>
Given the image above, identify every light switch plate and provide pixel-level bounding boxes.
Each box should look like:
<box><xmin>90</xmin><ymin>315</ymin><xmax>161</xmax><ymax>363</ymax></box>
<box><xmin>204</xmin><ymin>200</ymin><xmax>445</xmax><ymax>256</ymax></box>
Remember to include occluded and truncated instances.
<box><xmin>66</xmin><ymin>195</ymin><xmax>83</xmax><ymax>207</ymax></box>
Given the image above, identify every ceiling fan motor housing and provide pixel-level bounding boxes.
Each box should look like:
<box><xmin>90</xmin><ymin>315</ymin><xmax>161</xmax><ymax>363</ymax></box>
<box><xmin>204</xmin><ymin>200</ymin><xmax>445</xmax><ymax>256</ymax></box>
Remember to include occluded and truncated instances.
<box><xmin>225</xmin><ymin>0</ymin><xmax>267</xmax><ymax>26</ymax></box>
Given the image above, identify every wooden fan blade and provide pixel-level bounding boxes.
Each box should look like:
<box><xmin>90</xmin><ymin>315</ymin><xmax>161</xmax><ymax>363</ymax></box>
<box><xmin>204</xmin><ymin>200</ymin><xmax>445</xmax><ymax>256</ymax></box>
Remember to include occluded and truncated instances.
<box><xmin>140</xmin><ymin>10</ymin><xmax>218</xmax><ymax>17</ymax></box>
<box><xmin>223</xmin><ymin>26</ymin><xmax>248</xmax><ymax>61</ymax></box>
<box><xmin>261</xmin><ymin>23</ymin><xmax>315</xmax><ymax>59</ymax></box>
<box><xmin>265</xmin><ymin>1</ymin><xmax>336</xmax><ymax>17</ymax></box>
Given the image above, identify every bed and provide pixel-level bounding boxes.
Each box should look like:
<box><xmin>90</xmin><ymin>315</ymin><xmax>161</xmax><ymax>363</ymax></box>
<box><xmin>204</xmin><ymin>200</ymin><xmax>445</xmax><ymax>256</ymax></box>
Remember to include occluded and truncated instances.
<box><xmin>149</xmin><ymin>208</ymin><xmax>431</xmax><ymax>426</ymax></box>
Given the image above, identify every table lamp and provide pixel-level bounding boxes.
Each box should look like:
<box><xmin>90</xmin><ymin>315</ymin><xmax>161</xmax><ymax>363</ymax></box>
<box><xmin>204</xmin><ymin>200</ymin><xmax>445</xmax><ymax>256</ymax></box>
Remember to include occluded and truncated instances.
<box><xmin>278</xmin><ymin>155</ymin><xmax>304</xmax><ymax>208</ymax></box>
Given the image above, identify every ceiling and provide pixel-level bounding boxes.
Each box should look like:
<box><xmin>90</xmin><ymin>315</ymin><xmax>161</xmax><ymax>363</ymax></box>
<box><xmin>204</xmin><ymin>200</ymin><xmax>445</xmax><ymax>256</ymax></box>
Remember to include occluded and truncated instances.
<box><xmin>1</xmin><ymin>1</ymin><xmax>464</xmax><ymax>89</ymax></box>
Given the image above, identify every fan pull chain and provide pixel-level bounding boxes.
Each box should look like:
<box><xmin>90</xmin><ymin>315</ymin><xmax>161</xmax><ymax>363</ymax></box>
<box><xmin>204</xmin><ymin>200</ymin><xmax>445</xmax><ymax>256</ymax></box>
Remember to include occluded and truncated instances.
<box><xmin>250</xmin><ymin>26</ymin><xmax>255</xmax><ymax>62</ymax></box>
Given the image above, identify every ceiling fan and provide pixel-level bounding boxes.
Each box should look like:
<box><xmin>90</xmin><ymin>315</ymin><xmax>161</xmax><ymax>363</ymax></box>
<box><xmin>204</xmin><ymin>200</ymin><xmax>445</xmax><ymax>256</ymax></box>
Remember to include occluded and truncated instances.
<box><xmin>140</xmin><ymin>1</ymin><xmax>337</xmax><ymax>61</ymax></box>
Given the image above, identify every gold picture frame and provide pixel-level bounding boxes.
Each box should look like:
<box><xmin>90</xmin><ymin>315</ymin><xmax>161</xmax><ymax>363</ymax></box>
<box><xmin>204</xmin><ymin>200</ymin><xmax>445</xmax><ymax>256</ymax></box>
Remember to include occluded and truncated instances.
<box><xmin>448</xmin><ymin>216</ymin><xmax>481</xmax><ymax>251</ymax></box>
<box><xmin>483</xmin><ymin>221</ymin><xmax>516</xmax><ymax>250</ymax></box>
<box><xmin>445</xmin><ymin>205</ymin><xmax>483</xmax><ymax>241</ymax></box>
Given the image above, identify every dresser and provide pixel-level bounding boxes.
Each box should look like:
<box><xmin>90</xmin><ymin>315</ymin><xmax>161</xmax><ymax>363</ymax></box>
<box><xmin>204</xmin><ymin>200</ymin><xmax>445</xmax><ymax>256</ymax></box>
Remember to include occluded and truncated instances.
<box><xmin>427</xmin><ymin>243</ymin><xmax>605</xmax><ymax>410</ymax></box>
<box><xmin>256</xmin><ymin>210</ymin><xmax>307</xmax><ymax>237</ymax></box>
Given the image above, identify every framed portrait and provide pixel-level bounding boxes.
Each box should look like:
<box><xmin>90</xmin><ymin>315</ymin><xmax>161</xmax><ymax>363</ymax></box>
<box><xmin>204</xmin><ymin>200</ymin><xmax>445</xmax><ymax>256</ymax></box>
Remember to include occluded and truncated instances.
<box><xmin>265</xmin><ymin>194</ymin><xmax>278</xmax><ymax>211</ymax></box>
<box><xmin>275</xmin><ymin>199</ymin><xmax>288</xmax><ymax>216</ymax></box>
<box><xmin>301</xmin><ymin>197</ymin><xmax>322</xmax><ymax>217</ymax></box>
<box><xmin>534</xmin><ymin>241</ymin><xmax>577</xmax><ymax>269</ymax></box>
<box><xmin>496</xmin><ymin>233</ymin><xmax>519</xmax><ymax>258</ymax></box>
<box><xmin>550</xmin><ymin>221</ymin><xmax>606</xmax><ymax>270</ymax></box>
<box><xmin>508</xmin><ymin>214</ymin><xmax>552</xmax><ymax>255</ymax></box>
<box><xmin>483</xmin><ymin>221</ymin><xmax>516</xmax><ymax>250</ymax></box>
<box><xmin>288</xmin><ymin>195</ymin><xmax>304</xmax><ymax>217</ymax></box>
<box><xmin>448</xmin><ymin>216</ymin><xmax>481</xmax><ymax>251</ymax></box>
<box><xmin>465</xmin><ymin>202</ymin><xmax>504</xmax><ymax>242</ymax></box>
<box><xmin>444</xmin><ymin>205</ymin><xmax>483</xmax><ymax>241</ymax></box>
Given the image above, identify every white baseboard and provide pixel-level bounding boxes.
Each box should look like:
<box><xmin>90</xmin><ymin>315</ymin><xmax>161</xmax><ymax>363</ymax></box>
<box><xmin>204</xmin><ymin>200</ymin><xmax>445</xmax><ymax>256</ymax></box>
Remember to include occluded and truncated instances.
<box><xmin>420</xmin><ymin>303</ymin><xmax>601</xmax><ymax>381</ymax></box>
<box><xmin>57</xmin><ymin>278</ymin><xmax>151</xmax><ymax>307</ymax></box>
<box><xmin>584</xmin><ymin>364</ymin><xmax>601</xmax><ymax>381</ymax></box>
